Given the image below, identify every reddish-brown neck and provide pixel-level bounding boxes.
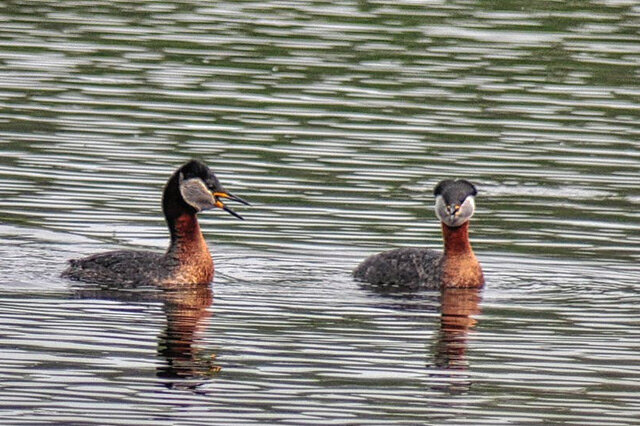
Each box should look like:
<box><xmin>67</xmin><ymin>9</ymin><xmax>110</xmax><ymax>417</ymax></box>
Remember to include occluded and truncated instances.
<box><xmin>168</xmin><ymin>213</ymin><xmax>209</xmax><ymax>257</ymax></box>
<box><xmin>172</xmin><ymin>212</ymin><xmax>201</xmax><ymax>240</ymax></box>
<box><xmin>442</xmin><ymin>221</ymin><xmax>474</xmax><ymax>256</ymax></box>
<box><xmin>440</xmin><ymin>221</ymin><xmax>484</xmax><ymax>288</ymax></box>
<box><xmin>164</xmin><ymin>212</ymin><xmax>214</xmax><ymax>286</ymax></box>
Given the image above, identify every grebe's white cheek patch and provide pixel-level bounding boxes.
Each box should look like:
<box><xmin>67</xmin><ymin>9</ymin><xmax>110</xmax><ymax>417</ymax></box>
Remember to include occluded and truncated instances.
<box><xmin>179</xmin><ymin>176</ymin><xmax>216</xmax><ymax>211</ymax></box>
<box><xmin>459</xmin><ymin>196</ymin><xmax>475</xmax><ymax>222</ymax></box>
<box><xmin>435</xmin><ymin>195</ymin><xmax>447</xmax><ymax>223</ymax></box>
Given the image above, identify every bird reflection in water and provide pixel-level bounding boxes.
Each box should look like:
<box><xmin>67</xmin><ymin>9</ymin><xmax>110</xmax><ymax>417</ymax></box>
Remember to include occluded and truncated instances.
<box><xmin>157</xmin><ymin>286</ymin><xmax>220</xmax><ymax>389</ymax></box>
<box><xmin>432</xmin><ymin>287</ymin><xmax>482</xmax><ymax>369</ymax></box>
<box><xmin>72</xmin><ymin>285</ymin><xmax>220</xmax><ymax>390</ymax></box>
<box><xmin>428</xmin><ymin>287</ymin><xmax>482</xmax><ymax>394</ymax></box>
<box><xmin>362</xmin><ymin>283</ymin><xmax>482</xmax><ymax>393</ymax></box>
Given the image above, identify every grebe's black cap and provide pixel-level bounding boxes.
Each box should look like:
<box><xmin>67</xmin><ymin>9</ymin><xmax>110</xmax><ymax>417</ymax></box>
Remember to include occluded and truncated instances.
<box><xmin>176</xmin><ymin>160</ymin><xmax>249</xmax><ymax>220</ymax></box>
<box><xmin>434</xmin><ymin>179</ymin><xmax>477</xmax><ymax>227</ymax></box>
<box><xmin>434</xmin><ymin>179</ymin><xmax>477</xmax><ymax>204</ymax></box>
<box><xmin>180</xmin><ymin>159</ymin><xmax>217</xmax><ymax>179</ymax></box>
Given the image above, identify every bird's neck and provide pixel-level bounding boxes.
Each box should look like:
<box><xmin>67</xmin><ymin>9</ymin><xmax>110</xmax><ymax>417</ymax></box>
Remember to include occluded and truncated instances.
<box><xmin>167</xmin><ymin>213</ymin><xmax>209</xmax><ymax>257</ymax></box>
<box><xmin>441</xmin><ymin>221</ymin><xmax>484</xmax><ymax>289</ymax></box>
<box><xmin>162</xmin><ymin>172</ymin><xmax>208</xmax><ymax>258</ymax></box>
<box><xmin>159</xmin><ymin>174</ymin><xmax>214</xmax><ymax>286</ymax></box>
<box><xmin>442</xmin><ymin>221</ymin><xmax>473</xmax><ymax>256</ymax></box>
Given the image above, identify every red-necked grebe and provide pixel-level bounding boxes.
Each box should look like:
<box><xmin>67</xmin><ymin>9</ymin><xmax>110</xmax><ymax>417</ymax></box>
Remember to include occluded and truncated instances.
<box><xmin>354</xmin><ymin>179</ymin><xmax>483</xmax><ymax>289</ymax></box>
<box><xmin>62</xmin><ymin>160</ymin><xmax>249</xmax><ymax>288</ymax></box>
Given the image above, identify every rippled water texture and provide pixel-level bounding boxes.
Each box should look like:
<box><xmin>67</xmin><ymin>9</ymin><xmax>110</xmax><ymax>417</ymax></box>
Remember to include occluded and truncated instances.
<box><xmin>1</xmin><ymin>0</ymin><xmax>639</xmax><ymax>424</ymax></box>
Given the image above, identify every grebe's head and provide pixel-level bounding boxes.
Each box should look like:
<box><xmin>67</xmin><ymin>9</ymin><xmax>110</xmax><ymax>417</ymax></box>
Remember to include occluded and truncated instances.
<box><xmin>434</xmin><ymin>179</ymin><xmax>477</xmax><ymax>228</ymax></box>
<box><xmin>177</xmin><ymin>160</ymin><xmax>249</xmax><ymax>219</ymax></box>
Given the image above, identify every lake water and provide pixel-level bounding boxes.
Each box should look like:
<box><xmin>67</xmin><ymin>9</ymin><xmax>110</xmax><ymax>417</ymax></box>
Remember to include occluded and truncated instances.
<box><xmin>1</xmin><ymin>0</ymin><xmax>639</xmax><ymax>424</ymax></box>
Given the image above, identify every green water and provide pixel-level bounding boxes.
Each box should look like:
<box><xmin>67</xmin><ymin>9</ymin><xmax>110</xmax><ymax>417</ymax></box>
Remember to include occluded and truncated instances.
<box><xmin>0</xmin><ymin>0</ymin><xmax>639</xmax><ymax>424</ymax></box>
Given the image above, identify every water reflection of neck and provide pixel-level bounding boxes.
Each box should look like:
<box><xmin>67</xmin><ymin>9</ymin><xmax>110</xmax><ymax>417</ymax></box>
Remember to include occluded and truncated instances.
<box><xmin>434</xmin><ymin>287</ymin><xmax>482</xmax><ymax>370</ymax></box>
<box><xmin>158</xmin><ymin>287</ymin><xmax>218</xmax><ymax>386</ymax></box>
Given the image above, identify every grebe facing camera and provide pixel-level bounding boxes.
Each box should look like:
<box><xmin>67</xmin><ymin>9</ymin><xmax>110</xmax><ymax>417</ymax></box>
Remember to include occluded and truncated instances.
<box><xmin>62</xmin><ymin>160</ymin><xmax>249</xmax><ymax>288</ymax></box>
<box><xmin>354</xmin><ymin>179</ymin><xmax>483</xmax><ymax>290</ymax></box>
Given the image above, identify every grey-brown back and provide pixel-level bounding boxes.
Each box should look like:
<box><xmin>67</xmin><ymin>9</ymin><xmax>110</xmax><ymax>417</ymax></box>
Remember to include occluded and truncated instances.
<box><xmin>353</xmin><ymin>247</ymin><xmax>443</xmax><ymax>290</ymax></box>
<box><xmin>62</xmin><ymin>250</ymin><xmax>173</xmax><ymax>288</ymax></box>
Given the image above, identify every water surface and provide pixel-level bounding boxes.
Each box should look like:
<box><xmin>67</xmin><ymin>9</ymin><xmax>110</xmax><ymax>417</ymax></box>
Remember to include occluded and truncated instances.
<box><xmin>1</xmin><ymin>0</ymin><xmax>639</xmax><ymax>424</ymax></box>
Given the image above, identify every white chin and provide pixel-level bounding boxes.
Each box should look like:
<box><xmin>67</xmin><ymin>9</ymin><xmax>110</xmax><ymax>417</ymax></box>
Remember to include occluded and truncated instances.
<box><xmin>443</xmin><ymin>217</ymin><xmax>466</xmax><ymax>227</ymax></box>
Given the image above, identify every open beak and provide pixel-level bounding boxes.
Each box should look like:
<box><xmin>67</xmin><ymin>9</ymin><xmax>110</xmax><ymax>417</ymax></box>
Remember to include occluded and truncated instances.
<box><xmin>213</xmin><ymin>192</ymin><xmax>250</xmax><ymax>220</ymax></box>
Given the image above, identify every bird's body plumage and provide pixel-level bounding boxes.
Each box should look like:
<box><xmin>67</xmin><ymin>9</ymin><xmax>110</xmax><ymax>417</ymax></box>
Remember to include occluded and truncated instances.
<box><xmin>354</xmin><ymin>179</ymin><xmax>484</xmax><ymax>290</ymax></box>
<box><xmin>62</xmin><ymin>160</ymin><xmax>247</xmax><ymax>288</ymax></box>
<box><xmin>353</xmin><ymin>247</ymin><xmax>443</xmax><ymax>289</ymax></box>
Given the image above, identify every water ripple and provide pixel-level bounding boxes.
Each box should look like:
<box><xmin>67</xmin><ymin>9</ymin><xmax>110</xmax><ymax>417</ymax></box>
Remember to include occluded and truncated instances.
<box><xmin>0</xmin><ymin>0</ymin><xmax>639</xmax><ymax>424</ymax></box>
